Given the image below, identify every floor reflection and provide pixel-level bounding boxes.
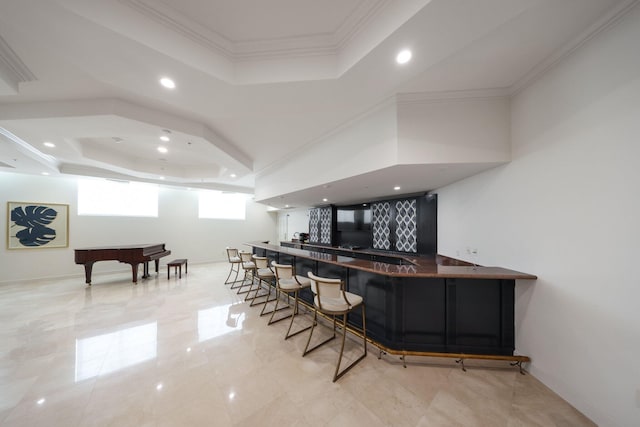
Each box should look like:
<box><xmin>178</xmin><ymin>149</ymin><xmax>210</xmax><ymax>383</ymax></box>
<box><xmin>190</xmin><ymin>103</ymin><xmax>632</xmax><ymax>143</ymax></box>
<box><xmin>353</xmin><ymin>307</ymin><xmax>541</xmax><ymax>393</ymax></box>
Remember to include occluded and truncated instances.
<box><xmin>75</xmin><ymin>322</ymin><xmax>157</xmax><ymax>382</ymax></box>
<box><xmin>198</xmin><ymin>303</ymin><xmax>245</xmax><ymax>342</ymax></box>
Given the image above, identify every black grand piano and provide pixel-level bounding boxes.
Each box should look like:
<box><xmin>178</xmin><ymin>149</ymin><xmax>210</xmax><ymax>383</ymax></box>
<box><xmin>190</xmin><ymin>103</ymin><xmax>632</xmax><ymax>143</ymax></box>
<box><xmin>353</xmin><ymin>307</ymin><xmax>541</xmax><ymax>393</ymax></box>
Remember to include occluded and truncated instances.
<box><xmin>74</xmin><ymin>243</ymin><xmax>171</xmax><ymax>285</ymax></box>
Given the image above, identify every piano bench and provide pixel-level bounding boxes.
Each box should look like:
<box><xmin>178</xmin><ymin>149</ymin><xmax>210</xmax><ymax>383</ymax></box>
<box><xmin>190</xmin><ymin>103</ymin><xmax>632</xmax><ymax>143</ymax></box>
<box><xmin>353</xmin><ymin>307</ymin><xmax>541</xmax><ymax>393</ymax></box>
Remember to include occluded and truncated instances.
<box><xmin>167</xmin><ymin>259</ymin><xmax>188</xmax><ymax>279</ymax></box>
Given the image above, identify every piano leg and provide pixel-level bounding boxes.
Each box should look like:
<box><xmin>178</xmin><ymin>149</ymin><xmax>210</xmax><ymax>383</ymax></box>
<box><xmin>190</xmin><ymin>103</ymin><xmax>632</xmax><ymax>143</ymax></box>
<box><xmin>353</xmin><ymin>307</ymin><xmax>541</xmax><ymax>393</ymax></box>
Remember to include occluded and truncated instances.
<box><xmin>154</xmin><ymin>259</ymin><xmax>160</xmax><ymax>273</ymax></box>
<box><xmin>130</xmin><ymin>263</ymin><xmax>139</xmax><ymax>283</ymax></box>
<box><xmin>84</xmin><ymin>262</ymin><xmax>94</xmax><ymax>285</ymax></box>
<box><xmin>142</xmin><ymin>262</ymin><xmax>150</xmax><ymax>279</ymax></box>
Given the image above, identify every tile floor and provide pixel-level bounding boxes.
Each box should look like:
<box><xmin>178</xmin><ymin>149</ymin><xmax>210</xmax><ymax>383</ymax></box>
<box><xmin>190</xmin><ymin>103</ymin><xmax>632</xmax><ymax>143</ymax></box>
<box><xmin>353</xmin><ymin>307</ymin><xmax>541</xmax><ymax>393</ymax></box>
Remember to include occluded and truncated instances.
<box><xmin>0</xmin><ymin>262</ymin><xmax>595</xmax><ymax>426</ymax></box>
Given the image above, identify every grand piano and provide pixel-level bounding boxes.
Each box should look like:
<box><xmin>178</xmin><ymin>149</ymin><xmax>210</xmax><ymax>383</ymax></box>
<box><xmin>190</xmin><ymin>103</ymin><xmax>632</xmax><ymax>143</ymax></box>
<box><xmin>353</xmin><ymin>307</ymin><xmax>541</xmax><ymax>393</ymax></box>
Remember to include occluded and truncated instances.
<box><xmin>74</xmin><ymin>243</ymin><xmax>171</xmax><ymax>285</ymax></box>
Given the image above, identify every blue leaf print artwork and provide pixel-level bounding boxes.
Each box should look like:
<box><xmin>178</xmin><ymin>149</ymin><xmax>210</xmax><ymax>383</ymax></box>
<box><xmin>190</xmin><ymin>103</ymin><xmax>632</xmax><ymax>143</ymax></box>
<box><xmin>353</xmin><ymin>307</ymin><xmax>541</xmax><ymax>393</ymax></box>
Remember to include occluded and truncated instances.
<box><xmin>10</xmin><ymin>205</ymin><xmax>58</xmax><ymax>247</ymax></box>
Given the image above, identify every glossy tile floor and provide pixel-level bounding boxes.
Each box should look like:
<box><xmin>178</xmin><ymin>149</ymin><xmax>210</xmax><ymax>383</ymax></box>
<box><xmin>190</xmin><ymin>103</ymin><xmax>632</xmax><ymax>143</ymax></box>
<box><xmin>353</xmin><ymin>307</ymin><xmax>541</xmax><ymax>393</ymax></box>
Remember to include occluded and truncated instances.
<box><xmin>0</xmin><ymin>262</ymin><xmax>594</xmax><ymax>427</ymax></box>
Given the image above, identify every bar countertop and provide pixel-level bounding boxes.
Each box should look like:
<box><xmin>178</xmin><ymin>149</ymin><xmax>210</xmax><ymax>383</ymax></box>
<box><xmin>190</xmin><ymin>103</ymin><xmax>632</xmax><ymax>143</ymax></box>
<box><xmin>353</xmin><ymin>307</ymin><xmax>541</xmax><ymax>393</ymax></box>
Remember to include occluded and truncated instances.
<box><xmin>245</xmin><ymin>242</ymin><xmax>537</xmax><ymax>280</ymax></box>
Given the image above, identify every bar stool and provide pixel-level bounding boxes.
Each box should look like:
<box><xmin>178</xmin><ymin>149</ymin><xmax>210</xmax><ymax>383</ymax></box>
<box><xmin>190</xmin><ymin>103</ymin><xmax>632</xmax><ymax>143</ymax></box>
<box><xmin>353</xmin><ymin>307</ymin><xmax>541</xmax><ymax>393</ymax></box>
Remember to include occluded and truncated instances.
<box><xmin>270</xmin><ymin>262</ymin><xmax>312</xmax><ymax>339</ymax></box>
<box><xmin>248</xmin><ymin>255</ymin><xmax>276</xmax><ymax>309</ymax></box>
<box><xmin>304</xmin><ymin>272</ymin><xmax>367</xmax><ymax>382</ymax></box>
<box><xmin>236</xmin><ymin>251</ymin><xmax>256</xmax><ymax>295</ymax></box>
<box><xmin>225</xmin><ymin>247</ymin><xmax>242</xmax><ymax>287</ymax></box>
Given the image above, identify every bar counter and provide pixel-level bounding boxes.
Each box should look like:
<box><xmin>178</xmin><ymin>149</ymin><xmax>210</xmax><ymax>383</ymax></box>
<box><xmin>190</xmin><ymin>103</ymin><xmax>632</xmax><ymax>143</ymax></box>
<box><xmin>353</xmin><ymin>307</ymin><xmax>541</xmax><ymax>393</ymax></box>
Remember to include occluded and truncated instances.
<box><xmin>276</xmin><ymin>241</ymin><xmax>537</xmax><ymax>280</ymax></box>
<box><xmin>246</xmin><ymin>241</ymin><xmax>537</xmax><ymax>362</ymax></box>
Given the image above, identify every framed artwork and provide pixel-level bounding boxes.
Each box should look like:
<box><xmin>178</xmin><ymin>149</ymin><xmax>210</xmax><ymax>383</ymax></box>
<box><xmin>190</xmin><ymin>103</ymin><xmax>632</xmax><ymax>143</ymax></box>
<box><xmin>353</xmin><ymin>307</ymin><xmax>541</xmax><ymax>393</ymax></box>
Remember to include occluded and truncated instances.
<box><xmin>7</xmin><ymin>202</ymin><xmax>69</xmax><ymax>249</ymax></box>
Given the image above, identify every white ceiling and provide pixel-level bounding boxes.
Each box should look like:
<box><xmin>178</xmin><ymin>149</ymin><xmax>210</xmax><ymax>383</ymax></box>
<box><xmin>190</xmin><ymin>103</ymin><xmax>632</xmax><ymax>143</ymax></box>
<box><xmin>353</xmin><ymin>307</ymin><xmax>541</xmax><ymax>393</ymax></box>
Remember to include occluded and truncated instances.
<box><xmin>0</xmin><ymin>0</ymin><xmax>634</xmax><ymax>207</ymax></box>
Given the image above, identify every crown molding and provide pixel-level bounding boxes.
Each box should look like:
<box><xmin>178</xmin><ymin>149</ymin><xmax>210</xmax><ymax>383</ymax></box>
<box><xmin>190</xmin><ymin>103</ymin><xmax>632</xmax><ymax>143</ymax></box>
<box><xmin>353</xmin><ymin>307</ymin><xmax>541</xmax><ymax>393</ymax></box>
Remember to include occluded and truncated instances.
<box><xmin>120</xmin><ymin>0</ymin><xmax>388</xmax><ymax>61</ymax></box>
<box><xmin>397</xmin><ymin>88</ymin><xmax>510</xmax><ymax>105</ymax></box>
<box><xmin>0</xmin><ymin>35</ymin><xmax>37</xmax><ymax>93</ymax></box>
<box><xmin>511</xmin><ymin>0</ymin><xmax>640</xmax><ymax>95</ymax></box>
<box><xmin>333</xmin><ymin>0</ymin><xmax>390</xmax><ymax>50</ymax></box>
<box><xmin>120</xmin><ymin>0</ymin><xmax>233</xmax><ymax>58</ymax></box>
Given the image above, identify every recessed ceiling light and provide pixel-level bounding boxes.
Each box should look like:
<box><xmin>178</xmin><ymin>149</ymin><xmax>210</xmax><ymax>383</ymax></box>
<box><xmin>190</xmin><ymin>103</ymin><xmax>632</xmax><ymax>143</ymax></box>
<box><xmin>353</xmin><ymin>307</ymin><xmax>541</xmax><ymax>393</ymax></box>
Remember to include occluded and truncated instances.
<box><xmin>41</xmin><ymin>172</ymin><xmax>50</xmax><ymax>176</ymax></box>
<box><xmin>396</xmin><ymin>49</ymin><xmax>412</xmax><ymax>64</ymax></box>
<box><xmin>394</xmin><ymin>186</ymin><xmax>401</xmax><ymax>191</ymax></box>
<box><xmin>159</xmin><ymin>176</ymin><xmax>165</xmax><ymax>180</ymax></box>
<box><xmin>285</xmin><ymin>204</ymin><xmax>289</xmax><ymax>208</ymax></box>
<box><xmin>43</xmin><ymin>141</ymin><xmax>55</xmax><ymax>148</ymax></box>
<box><xmin>160</xmin><ymin>135</ymin><xmax>170</xmax><ymax>142</ymax></box>
<box><xmin>157</xmin><ymin>146</ymin><xmax>168</xmax><ymax>153</ymax></box>
<box><xmin>159</xmin><ymin>77</ymin><xmax>175</xmax><ymax>89</ymax></box>
<box><xmin>322</xmin><ymin>198</ymin><xmax>328</xmax><ymax>202</ymax></box>
<box><xmin>230</xmin><ymin>173</ymin><xmax>236</xmax><ymax>178</ymax></box>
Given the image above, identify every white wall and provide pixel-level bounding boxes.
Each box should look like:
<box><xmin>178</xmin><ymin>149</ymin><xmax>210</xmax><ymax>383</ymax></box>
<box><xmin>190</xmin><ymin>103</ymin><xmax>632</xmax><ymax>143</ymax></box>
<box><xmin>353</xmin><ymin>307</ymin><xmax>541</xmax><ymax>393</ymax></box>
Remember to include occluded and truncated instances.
<box><xmin>397</xmin><ymin>95</ymin><xmax>511</xmax><ymax>164</ymax></box>
<box><xmin>0</xmin><ymin>172</ymin><xmax>277</xmax><ymax>283</ymax></box>
<box><xmin>437</xmin><ymin>7</ymin><xmax>640</xmax><ymax>427</ymax></box>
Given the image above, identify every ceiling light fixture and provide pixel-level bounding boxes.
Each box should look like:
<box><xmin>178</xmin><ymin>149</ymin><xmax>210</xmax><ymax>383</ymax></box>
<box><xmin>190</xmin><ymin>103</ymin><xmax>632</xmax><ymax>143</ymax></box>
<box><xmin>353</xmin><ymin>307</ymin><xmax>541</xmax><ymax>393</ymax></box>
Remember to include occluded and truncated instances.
<box><xmin>41</xmin><ymin>172</ymin><xmax>50</xmax><ymax>176</ymax></box>
<box><xmin>230</xmin><ymin>173</ymin><xmax>236</xmax><ymax>178</ymax></box>
<box><xmin>322</xmin><ymin>198</ymin><xmax>328</xmax><ymax>202</ymax></box>
<box><xmin>396</xmin><ymin>49</ymin><xmax>412</xmax><ymax>64</ymax></box>
<box><xmin>160</xmin><ymin>135</ymin><xmax>170</xmax><ymax>142</ymax></box>
<box><xmin>157</xmin><ymin>146</ymin><xmax>168</xmax><ymax>153</ymax></box>
<box><xmin>159</xmin><ymin>77</ymin><xmax>175</xmax><ymax>89</ymax></box>
<box><xmin>394</xmin><ymin>186</ymin><xmax>401</xmax><ymax>191</ymax></box>
<box><xmin>43</xmin><ymin>141</ymin><xmax>55</xmax><ymax>148</ymax></box>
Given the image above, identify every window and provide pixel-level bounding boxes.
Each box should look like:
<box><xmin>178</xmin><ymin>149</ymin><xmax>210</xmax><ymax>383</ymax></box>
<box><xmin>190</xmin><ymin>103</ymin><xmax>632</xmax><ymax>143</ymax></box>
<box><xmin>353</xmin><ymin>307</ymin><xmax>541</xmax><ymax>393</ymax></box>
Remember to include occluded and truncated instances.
<box><xmin>198</xmin><ymin>190</ymin><xmax>248</xmax><ymax>220</ymax></box>
<box><xmin>78</xmin><ymin>179</ymin><xmax>159</xmax><ymax>217</ymax></box>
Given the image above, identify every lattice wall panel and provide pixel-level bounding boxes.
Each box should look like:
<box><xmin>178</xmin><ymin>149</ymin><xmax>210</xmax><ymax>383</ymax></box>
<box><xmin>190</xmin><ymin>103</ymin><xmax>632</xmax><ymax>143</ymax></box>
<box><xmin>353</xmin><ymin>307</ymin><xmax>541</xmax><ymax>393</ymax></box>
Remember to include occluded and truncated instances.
<box><xmin>394</xmin><ymin>199</ymin><xmax>417</xmax><ymax>253</ymax></box>
<box><xmin>372</xmin><ymin>202</ymin><xmax>391</xmax><ymax>250</ymax></box>
<box><xmin>309</xmin><ymin>209</ymin><xmax>319</xmax><ymax>243</ymax></box>
<box><xmin>319</xmin><ymin>207</ymin><xmax>332</xmax><ymax>244</ymax></box>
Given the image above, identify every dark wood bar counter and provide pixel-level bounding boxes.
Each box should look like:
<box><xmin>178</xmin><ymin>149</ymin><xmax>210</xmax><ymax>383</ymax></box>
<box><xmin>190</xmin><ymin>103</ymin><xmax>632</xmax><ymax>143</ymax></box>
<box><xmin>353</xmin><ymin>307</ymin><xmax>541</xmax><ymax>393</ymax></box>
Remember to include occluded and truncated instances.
<box><xmin>246</xmin><ymin>241</ymin><xmax>537</xmax><ymax>366</ymax></box>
